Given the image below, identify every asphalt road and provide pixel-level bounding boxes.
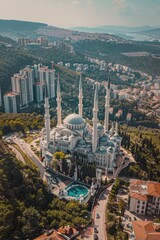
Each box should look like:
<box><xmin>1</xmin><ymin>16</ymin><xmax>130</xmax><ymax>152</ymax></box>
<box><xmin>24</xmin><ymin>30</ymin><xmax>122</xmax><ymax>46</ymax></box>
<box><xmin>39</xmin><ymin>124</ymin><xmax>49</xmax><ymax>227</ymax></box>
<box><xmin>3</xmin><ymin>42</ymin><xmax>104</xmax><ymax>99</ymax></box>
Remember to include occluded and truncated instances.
<box><xmin>13</xmin><ymin>137</ymin><xmax>45</xmax><ymax>178</ymax></box>
<box><xmin>9</xmin><ymin>144</ymin><xmax>25</xmax><ymax>164</ymax></box>
<box><xmin>93</xmin><ymin>185</ymin><xmax>112</xmax><ymax>240</ymax></box>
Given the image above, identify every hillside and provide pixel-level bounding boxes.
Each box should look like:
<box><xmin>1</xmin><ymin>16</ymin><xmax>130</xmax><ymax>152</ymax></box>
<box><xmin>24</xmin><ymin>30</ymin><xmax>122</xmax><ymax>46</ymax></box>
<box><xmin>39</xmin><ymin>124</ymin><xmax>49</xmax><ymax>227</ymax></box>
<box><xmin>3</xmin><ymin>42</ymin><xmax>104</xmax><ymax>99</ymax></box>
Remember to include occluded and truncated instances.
<box><xmin>0</xmin><ymin>45</ymin><xmax>36</xmax><ymax>93</ymax></box>
<box><xmin>71</xmin><ymin>25</ymin><xmax>155</xmax><ymax>34</ymax></box>
<box><xmin>0</xmin><ymin>19</ymin><xmax>122</xmax><ymax>42</ymax></box>
<box><xmin>0</xmin><ymin>19</ymin><xmax>47</xmax><ymax>32</ymax></box>
<box><xmin>138</xmin><ymin>27</ymin><xmax>160</xmax><ymax>38</ymax></box>
<box><xmin>0</xmin><ymin>140</ymin><xmax>90</xmax><ymax>239</ymax></box>
<box><xmin>119</xmin><ymin>125</ymin><xmax>160</xmax><ymax>181</ymax></box>
<box><xmin>74</xmin><ymin>40</ymin><xmax>160</xmax><ymax>75</ymax></box>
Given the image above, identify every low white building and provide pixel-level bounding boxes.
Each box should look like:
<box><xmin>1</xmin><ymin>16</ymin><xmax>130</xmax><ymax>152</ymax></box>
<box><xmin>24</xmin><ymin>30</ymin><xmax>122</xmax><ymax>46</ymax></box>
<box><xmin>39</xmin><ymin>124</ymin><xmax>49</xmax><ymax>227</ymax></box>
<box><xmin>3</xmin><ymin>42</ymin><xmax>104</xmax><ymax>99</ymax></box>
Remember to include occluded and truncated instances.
<box><xmin>129</xmin><ymin>180</ymin><xmax>160</xmax><ymax>216</ymax></box>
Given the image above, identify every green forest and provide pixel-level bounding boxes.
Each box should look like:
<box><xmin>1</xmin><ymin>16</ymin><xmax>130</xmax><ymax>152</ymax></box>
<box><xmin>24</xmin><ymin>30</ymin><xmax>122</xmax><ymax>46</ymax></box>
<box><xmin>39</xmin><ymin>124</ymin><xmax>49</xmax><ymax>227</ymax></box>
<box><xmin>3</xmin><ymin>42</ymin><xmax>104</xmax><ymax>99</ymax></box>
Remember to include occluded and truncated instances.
<box><xmin>74</xmin><ymin>40</ymin><xmax>160</xmax><ymax>75</ymax></box>
<box><xmin>0</xmin><ymin>140</ymin><xmax>90</xmax><ymax>240</ymax></box>
<box><xmin>119</xmin><ymin>125</ymin><xmax>160</xmax><ymax>181</ymax></box>
<box><xmin>0</xmin><ymin>45</ymin><xmax>35</xmax><ymax>92</ymax></box>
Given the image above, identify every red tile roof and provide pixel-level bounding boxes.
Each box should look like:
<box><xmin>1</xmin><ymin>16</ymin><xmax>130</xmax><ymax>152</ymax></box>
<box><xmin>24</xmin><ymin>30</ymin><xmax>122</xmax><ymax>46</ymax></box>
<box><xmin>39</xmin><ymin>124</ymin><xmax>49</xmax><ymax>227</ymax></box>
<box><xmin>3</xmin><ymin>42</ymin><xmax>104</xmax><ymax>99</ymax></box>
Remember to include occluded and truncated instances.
<box><xmin>130</xmin><ymin>191</ymin><xmax>148</xmax><ymax>201</ymax></box>
<box><xmin>147</xmin><ymin>182</ymin><xmax>160</xmax><ymax>197</ymax></box>
<box><xmin>33</xmin><ymin>230</ymin><xmax>65</xmax><ymax>240</ymax></box>
<box><xmin>132</xmin><ymin>221</ymin><xmax>160</xmax><ymax>240</ymax></box>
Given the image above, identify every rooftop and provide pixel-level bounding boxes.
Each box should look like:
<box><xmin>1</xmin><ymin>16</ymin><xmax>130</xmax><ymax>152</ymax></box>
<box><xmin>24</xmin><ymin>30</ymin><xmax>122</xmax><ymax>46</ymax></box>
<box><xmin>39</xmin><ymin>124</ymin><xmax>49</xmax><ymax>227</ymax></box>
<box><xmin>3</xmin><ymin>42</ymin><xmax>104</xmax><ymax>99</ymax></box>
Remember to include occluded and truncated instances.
<box><xmin>63</xmin><ymin>113</ymin><xmax>85</xmax><ymax>125</ymax></box>
<box><xmin>130</xmin><ymin>180</ymin><xmax>160</xmax><ymax>198</ymax></box>
<box><xmin>132</xmin><ymin>220</ymin><xmax>160</xmax><ymax>240</ymax></box>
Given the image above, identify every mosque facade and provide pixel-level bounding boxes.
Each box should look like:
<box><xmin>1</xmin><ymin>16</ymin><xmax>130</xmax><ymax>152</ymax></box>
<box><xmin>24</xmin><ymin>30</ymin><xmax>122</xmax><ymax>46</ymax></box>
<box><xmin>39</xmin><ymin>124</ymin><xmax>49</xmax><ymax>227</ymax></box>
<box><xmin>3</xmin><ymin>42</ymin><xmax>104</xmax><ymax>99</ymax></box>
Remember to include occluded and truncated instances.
<box><xmin>40</xmin><ymin>73</ymin><xmax>122</xmax><ymax>173</ymax></box>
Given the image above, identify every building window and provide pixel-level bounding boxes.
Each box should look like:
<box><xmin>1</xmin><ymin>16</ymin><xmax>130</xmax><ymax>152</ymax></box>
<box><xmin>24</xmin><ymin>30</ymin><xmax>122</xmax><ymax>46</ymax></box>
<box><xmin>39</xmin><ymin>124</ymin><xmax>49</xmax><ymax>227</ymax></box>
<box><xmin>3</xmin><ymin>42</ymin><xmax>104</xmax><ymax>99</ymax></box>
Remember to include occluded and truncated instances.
<box><xmin>137</xmin><ymin>210</ymin><xmax>139</xmax><ymax>213</ymax></box>
<box><xmin>137</xmin><ymin>205</ymin><xmax>139</xmax><ymax>208</ymax></box>
<box><xmin>138</xmin><ymin>201</ymin><xmax>140</xmax><ymax>204</ymax></box>
<box><xmin>142</xmin><ymin>206</ymin><xmax>144</xmax><ymax>210</ymax></box>
<box><xmin>143</xmin><ymin>202</ymin><xmax>145</xmax><ymax>205</ymax></box>
<box><xmin>141</xmin><ymin>210</ymin><xmax>144</xmax><ymax>214</ymax></box>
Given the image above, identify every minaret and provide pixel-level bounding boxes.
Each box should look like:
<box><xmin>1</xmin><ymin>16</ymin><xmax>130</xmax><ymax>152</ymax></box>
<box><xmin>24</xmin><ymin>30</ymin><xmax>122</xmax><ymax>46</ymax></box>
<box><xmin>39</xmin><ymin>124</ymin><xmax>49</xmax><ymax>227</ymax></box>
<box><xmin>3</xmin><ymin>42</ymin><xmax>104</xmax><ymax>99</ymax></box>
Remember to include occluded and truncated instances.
<box><xmin>78</xmin><ymin>73</ymin><xmax>83</xmax><ymax>117</ymax></box>
<box><xmin>44</xmin><ymin>84</ymin><xmax>50</xmax><ymax>147</ymax></box>
<box><xmin>56</xmin><ymin>73</ymin><xmax>62</xmax><ymax>126</ymax></box>
<box><xmin>104</xmin><ymin>70</ymin><xmax>111</xmax><ymax>132</ymax></box>
<box><xmin>92</xmin><ymin>83</ymin><xmax>99</xmax><ymax>153</ymax></box>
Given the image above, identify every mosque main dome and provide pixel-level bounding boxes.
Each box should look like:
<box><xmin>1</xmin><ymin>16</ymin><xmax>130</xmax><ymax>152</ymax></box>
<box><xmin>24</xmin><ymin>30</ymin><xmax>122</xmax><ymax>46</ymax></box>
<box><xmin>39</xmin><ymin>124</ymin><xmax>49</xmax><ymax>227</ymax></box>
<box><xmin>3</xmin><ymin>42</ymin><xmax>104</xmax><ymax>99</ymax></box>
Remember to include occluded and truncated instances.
<box><xmin>63</xmin><ymin>113</ymin><xmax>85</xmax><ymax>130</ymax></box>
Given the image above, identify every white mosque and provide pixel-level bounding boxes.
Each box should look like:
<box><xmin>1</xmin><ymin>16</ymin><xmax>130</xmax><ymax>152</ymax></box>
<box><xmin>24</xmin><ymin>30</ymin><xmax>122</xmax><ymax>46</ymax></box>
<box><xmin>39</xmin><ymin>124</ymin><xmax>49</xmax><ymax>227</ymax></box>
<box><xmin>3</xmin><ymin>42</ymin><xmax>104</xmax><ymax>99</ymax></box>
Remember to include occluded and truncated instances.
<box><xmin>40</xmin><ymin>73</ymin><xmax>122</xmax><ymax>173</ymax></box>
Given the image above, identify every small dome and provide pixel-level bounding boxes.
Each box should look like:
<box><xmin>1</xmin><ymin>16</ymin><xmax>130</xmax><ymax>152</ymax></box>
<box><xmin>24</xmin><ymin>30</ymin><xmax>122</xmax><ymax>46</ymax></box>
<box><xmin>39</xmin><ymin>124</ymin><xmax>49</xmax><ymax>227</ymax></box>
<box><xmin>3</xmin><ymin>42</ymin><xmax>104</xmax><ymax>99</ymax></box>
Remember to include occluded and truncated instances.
<box><xmin>108</xmin><ymin>147</ymin><xmax>114</xmax><ymax>153</ymax></box>
<box><xmin>97</xmin><ymin>123</ymin><xmax>104</xmax><ymax>130</ymax></box>
<box><xmin>98</xmin><ymin>146</ymin><xmax>107</xmax><ymax>153</ymax></box>
<box><xmin>63</xmin><ymin>113</ymin><xmax>85</xmax><ymax>125</ymax></box>
<box><xmin>56</xmin><ymin>133</ymin><xmax>61</xmax><ymax>138</ymax></box>
<box><xmin>63</xmin><ymin>136</ymin><xmax>68</xmax><ymax>140</ymax></box>
<box><xmin>110</xmin><ymin>137</ymin><xmax>117</xmax><ymax>142</ymax></box>
<box><xmin>100</xmin><ymin>135</ymin><xmax>109</xmax><ymax>143</ymax></box>
<box><xmin>78</xmin><ymin>139</ymin><xmax>86</xmax><ymax>145</ymax></box>
<box><xmin>113</xmin><ymin>132</ymin><xmax>122</xmax><ymax>139</ymax></box>
<box><xmin>106</xmin><ymin>141</ymin><xmax>115</xmax><ymax>147</ymax></box>
<box><xmin>69</xmin><ymin>135</ymin><xmax>75</xmax><ymax>140</ymax></box>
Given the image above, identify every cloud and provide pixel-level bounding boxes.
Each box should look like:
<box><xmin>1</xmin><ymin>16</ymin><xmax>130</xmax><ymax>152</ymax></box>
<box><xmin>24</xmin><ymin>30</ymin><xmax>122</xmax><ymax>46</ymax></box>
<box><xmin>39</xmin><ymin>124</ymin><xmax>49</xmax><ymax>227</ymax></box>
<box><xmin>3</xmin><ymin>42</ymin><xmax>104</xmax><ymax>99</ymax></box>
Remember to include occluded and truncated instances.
<box><xmin>112</xmin><ymin>0</ymin><xmax>129</xmax><ymax>10</ymax></box>
<box><xmin>71</xmin><ymin>0</ymin><xmax>79</xmax><ymax>4</ymax></box>
<box><xmin>86</xmin><ymin>0</ymin><xmax>93</xmax><ymax>4</ymax></box>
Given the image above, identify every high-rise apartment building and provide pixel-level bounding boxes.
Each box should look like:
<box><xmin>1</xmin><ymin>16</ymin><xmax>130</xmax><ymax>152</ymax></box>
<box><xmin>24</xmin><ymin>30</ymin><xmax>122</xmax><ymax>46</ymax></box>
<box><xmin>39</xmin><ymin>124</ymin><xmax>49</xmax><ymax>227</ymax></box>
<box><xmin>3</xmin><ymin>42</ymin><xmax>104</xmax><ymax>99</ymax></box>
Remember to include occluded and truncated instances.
<box><xmin>38</xmin><ymin>66</ymin><xmax>55</xmax><ymax>99</ymax></box>
<box><xmin>3</xmin><ymin>92</ymin><xmax>20</xmax><ymax>113</ymax></box>
<box><xmin>33</xmin><ymin>82</ymin><xmax>45</xmax><ymax>103</ymax></box>
<box><xmin>20</xmin><ymin>67</ymin><xmax>34</xmax><ymax>103</ymax></box>
<box><xmin>11</xmin><ymin>74</ymin><xmax>28</xmax><ymax>108</ymax></box>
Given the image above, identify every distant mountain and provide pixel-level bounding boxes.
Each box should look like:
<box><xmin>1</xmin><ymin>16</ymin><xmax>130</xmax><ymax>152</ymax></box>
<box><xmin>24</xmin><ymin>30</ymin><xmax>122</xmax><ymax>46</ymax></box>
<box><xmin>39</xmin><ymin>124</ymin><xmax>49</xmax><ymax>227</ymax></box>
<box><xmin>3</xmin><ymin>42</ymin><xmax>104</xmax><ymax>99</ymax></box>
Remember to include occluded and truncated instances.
<box><xmin>0</xmin><ymin>19</ymin><xmax>124</xmax><ymax>42</ymax></box>
<box><xmin>137</xmin><ymin>28</ymin><xmax>160</xmax><ymax>38</ymax></box>
<box><xmin>0</xmin><ymin>19</ymin><xmax>48</xmax><ymax>32</ymax></box>
<box><xmin>71</xmin><ymin>25</ymin><xmax>157</xmax><ymax>34</ymax></box>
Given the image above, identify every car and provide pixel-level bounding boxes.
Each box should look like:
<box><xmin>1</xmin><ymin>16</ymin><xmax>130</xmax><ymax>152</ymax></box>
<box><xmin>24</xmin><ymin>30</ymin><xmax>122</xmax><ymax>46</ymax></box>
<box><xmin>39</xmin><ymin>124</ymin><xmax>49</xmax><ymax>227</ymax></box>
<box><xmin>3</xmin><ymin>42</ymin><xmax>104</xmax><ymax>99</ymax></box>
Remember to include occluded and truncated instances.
<box><xmin>94</xmin><ymin>234</ymin><xmax>98</xmax><ymax>240</ymax></box>
<box><xmin>96</xmin><ymin>213</ymin><xmax>100</xmax><ymax>219</ymax></box>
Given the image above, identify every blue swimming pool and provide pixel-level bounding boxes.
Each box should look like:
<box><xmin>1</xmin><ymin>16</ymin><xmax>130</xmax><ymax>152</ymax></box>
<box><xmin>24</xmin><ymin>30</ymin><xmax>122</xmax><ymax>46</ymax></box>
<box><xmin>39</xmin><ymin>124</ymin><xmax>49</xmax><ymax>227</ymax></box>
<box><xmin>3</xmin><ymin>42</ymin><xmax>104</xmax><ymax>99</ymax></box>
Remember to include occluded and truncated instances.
<box><xmin>67</xmin><ymin>184</ymin><xmax>89</xmax><ymax>198</ymax></box>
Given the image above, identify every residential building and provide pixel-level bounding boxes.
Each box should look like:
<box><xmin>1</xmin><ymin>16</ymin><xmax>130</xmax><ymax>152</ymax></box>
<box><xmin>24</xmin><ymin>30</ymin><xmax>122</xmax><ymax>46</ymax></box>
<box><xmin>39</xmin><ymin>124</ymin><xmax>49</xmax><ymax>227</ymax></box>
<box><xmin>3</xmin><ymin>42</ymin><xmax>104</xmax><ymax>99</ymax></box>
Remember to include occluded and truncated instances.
<box><xmin>33</xmin><ymin>229</ymin><xmax>65</xmax><ymax>240</ymax></box>
<box><xmin>132</xmin><ymin>220</ymin><xmax>160</xmax><ymax>240</ymax></box>
<box><xmin>38</xmin><ymin>66</ymin><xmax>55</xmax><ymax>99</ymax></box>
<box><xmin>37</xmin><ymin>36</ymin><xmax>48</xmax><ymax>46</ymax></box>
<box><xmin>34</xmin><ymin>82</ymin><xmax>45</xmax><ymax>103</ymax></box>
<box><xmin>33</xmin><ymin>226</ymin><xmax>78</xmax><ymax>240</ymax></box>
<box><xmin>126</xmin><ymin>113</ymin><xmax>132</xmax><ymax>121</ymax></box>
<box><xmin>3</xmin><ymin>92</ymin><xmax>20</xmax><ymax>113</ymax></box>
<box><xmin>20</xmin><ymin>67</ymin><xmax>34</xmax><ymax>103</ymax></box>
<box><xmin>11</xmin><ymin>74</ymin><xmax>28</xmax><ymax>108</ymax></box>
<box><xmin>129</xmin><ymin>180</ymin><xmax>160</xmax><ymax>216</ymax></box>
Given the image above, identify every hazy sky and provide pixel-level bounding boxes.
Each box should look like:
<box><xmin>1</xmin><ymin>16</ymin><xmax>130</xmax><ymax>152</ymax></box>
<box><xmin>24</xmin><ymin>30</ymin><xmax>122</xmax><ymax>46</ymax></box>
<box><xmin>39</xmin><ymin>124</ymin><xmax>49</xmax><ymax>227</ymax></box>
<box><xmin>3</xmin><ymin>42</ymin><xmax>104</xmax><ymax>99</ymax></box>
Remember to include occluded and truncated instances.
<box><xmin>0</xmin><ymin>0</ymin><xmax>160</xmax><ymax>27</ymax></box>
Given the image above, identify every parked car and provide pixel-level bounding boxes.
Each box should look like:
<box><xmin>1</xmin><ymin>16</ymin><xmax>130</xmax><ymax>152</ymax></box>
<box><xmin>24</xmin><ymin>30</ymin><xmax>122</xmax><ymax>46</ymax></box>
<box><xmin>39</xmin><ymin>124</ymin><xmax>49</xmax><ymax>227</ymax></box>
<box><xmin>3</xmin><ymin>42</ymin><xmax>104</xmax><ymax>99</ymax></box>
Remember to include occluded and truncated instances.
<box><xmin>96</xmin><ymin>213</ymin><xmax>100</xmax><ymax>219</ymax></box>
<box><xmin>94</xmin><ymin>234</ymin><xmax>98</xmax><ymax>240</ymax></box>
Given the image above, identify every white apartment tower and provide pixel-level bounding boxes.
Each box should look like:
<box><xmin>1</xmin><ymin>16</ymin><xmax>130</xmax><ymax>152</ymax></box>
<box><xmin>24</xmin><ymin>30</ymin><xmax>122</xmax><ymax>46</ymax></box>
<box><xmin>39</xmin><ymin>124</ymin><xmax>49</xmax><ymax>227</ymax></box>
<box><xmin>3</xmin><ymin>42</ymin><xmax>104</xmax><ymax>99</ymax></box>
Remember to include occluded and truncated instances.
<box><xmin>38</xmin><ymin>66</ymin><xmax>55</xmax><ymax>99</ymax></box>
<box><xmin>34</xmin><ymin>82</ymin><xmax>45</xmax><ymax>103</ymax></box>
<box><xmin>11</xmin><ymin>74</ymin><xmax>28</xmax><ymax>108</ymax></box>
<box><xmin>3</xmin><ymin>92</ymin><xmax>19</xmax><ymax>113</ymax></box>
<box><xmin>20</xmin><ymin>67</ymin><xmax>34</xmax><ymax>103</ymax></box>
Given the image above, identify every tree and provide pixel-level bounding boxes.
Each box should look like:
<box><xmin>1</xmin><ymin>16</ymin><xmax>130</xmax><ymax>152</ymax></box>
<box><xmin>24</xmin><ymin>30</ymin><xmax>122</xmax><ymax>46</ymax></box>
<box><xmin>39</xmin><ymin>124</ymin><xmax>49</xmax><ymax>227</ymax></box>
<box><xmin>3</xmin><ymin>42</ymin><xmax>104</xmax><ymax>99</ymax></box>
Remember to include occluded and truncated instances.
<box><xmin>53</xmin><ymin>152</ymin><xmax>65</xmax><ymax>172</ymax></box>
<box><xmin>118</xmin><ymin>199</ymin><xmax>126</xmax><ymax>216</ymax></box>
<box><xmin>0</xmin><ymin>202</ymin><xmax>14</xmax><ymax>239</ymax></box>
<box><xmin>18</xmin><ymin>207</ymin><xmax>42</xmax><ymax>239</ymax></box>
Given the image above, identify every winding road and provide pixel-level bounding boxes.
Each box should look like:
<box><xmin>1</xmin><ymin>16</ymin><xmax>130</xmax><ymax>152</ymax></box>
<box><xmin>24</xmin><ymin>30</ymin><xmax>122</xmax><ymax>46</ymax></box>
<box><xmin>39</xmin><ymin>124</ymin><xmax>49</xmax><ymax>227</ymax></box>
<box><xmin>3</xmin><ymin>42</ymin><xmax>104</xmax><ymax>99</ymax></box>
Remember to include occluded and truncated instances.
<box><xmin>92</xmin><ymin>185</ymin><xmax>113</xmax><ymax>240</ymax></box>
